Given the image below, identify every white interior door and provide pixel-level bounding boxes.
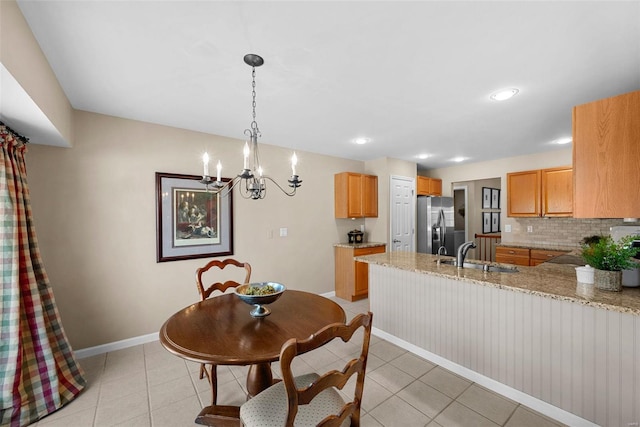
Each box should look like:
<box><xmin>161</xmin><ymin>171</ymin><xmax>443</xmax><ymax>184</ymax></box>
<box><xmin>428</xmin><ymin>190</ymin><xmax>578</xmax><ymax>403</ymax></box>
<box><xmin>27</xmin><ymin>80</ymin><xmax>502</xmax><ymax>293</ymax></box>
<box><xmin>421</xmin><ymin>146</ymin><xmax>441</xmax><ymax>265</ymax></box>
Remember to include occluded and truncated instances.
<box><xmin>390</xmin><ymin>176</ymin><xmax>415</xmax><ymax>252</ymax></box>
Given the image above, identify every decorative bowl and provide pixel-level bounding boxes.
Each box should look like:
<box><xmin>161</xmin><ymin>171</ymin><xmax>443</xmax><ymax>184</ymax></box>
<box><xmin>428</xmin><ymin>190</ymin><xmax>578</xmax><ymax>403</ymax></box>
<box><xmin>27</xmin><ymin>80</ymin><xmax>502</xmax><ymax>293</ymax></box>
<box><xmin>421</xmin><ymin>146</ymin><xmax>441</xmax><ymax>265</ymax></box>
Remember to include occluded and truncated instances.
<box><xmin>234</xmin><ymin>282</ymin><xmax>286</xmax><ymax>317</ymax></box>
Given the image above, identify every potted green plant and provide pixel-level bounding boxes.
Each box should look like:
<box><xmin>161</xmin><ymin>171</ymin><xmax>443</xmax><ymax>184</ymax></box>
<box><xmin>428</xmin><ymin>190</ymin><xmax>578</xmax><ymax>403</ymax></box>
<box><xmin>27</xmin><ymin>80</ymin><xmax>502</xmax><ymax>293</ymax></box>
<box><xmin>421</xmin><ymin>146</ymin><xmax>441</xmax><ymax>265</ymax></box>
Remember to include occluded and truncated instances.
<box><xmin>581</xmin><ymin>235</ymin><xmax>640</xmax><ymax>291</ymax></box>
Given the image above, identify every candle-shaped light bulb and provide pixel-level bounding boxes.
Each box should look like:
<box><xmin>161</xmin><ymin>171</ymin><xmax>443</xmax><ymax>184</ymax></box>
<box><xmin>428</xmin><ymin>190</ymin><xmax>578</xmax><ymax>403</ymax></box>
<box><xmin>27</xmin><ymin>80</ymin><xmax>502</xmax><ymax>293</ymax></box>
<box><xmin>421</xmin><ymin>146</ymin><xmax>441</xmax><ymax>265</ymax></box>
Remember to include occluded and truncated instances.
<box><xmin>202</xmin><ymin>152</ymin><xmax>210</xmax><ymax>177</ymax></box>
<box><xmin>216</xmin><ymin>161</ymin><xmax>222</xmax><ymax>182</ymax></box>
<box><xmin>258</xmin><ymin>166</ymin><xmax>263</xmax><ymax>177</ymax></box>
<box><xmin>243</xmin><ymin>142</ymin><xmax>250</xmax><ymax>169</ymax></box>
<box><xmin>291</xmin><ymin>152</ymin><xmax>298</xmax><ymax>176</ymax></box>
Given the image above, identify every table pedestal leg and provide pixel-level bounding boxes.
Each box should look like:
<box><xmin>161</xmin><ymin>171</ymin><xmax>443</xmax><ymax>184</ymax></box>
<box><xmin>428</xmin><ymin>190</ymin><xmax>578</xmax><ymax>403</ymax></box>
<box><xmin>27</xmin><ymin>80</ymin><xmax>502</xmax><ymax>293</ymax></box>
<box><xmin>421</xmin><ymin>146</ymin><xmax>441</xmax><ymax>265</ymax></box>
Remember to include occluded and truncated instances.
<box><xmin>246</xmin><ymin>362</ymin><xmax>273</xmax><ymax>398</ymax></box>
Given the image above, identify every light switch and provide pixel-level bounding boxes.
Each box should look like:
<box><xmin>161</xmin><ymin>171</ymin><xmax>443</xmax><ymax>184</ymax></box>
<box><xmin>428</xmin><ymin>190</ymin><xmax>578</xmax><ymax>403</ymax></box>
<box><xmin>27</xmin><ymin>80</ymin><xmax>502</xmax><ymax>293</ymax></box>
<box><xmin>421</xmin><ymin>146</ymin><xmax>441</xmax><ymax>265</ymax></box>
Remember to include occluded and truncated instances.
<box><xmin>527</xmin><ymin>226</ymin><xmax>533</xmax><ymax>233</ymax></box>
<box><xmin>279</xmin><ymin>227</ymin><xmax>288</xmax><ymax>237</ymax></box>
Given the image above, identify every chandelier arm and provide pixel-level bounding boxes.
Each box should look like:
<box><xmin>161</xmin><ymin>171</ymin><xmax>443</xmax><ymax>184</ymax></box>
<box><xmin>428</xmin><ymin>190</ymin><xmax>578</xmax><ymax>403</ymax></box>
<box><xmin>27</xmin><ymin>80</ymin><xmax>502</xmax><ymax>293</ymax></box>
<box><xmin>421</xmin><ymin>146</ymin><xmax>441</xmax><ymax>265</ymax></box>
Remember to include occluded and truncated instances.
<box><xmin>262</xmin><ymin>176</ymin><xmax>298</xmax><ymax>197</ymax></box>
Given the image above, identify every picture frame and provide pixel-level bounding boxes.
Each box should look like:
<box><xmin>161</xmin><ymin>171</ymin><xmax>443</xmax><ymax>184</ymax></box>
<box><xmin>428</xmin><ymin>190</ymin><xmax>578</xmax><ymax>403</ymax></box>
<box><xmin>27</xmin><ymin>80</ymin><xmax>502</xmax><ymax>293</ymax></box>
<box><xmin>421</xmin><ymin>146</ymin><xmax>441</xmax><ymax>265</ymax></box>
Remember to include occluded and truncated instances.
<box><xmin>482</xmin><ymin>212</ymin><xmax>491</xmax><ymax>233</ymax></box>
<box><xmin>491</xmin><ymin>188</ymin><xmax>500</xmax><ymax>209</ymax></box>
<box><xmin>156</xmin><ymin>172</ymin><xmax>233</xmax><ymax>262</ymax></box>
<box><xmin>491</xmin><ymin>212</ymin><xmax>500</xmax><ymax>233</ymax></box>
<box><xmin>482</xmin><ymin>187</ymin><xmax>491</xmax><ymax>209</ymax></box>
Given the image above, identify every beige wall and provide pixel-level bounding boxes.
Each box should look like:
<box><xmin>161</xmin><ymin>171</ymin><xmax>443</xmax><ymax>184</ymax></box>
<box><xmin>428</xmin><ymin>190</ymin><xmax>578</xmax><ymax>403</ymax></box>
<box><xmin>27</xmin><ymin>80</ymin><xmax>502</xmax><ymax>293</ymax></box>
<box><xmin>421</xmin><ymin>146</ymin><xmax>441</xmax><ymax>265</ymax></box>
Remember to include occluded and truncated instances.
<box><xmin>0</xmin><ymin>0</ymin><xmax>74</xmax><ymax>145</ymax></box>
<box><xmin>26</xmin><ymin>111</ymin><xmax>364</xmax><ymax>349</ymax></box>
<box><xmin>452</xmin><ymin>177</ymin><xmax>501</xmax><ymax>245</ymax></box>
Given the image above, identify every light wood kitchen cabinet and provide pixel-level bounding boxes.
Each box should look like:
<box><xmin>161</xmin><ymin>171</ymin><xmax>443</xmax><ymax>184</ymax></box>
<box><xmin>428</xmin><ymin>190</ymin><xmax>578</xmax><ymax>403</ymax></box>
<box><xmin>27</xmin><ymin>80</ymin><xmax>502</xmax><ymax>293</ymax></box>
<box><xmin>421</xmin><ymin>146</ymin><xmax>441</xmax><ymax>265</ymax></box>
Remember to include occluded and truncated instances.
<box><xmin>496</xmin><ymin>246</ymin><xmax>567</xmax><ymax>266</ymax></box>
<box><xmin>507</xmin><ymin>167</ymin><xmax>572</xmax><ymax>217</ymax></box>
<box><xmin>573</xmin><ymin>90</ymin><xmax>640</xmax><ymax>218</ymax></box>
<box><xmin>507</xmin><ymin>170</ymin><xmax>540</xmax><ymax>217</ymax></box>
<box><xmin>416</xmin><ymin>176</ymin><xmax>442</xmax><ymax>196</ymax></box>
<box><xmin>541</xmin><ymin>167</ymin><xmax>573</xmax><ymax>217</ymax></box>
<box><xmin>334</xmin><ymin>172</ymin><xmax>378</xmax><ymax>218</ymax></box>
<box><xmin>529</xmin><ymin>248</ymin><xmax>568</xmax><ymax>266</ymax></box>
<box><xmin>335</xmin><ymin>244</ymin><xmax>385</xmax><ymax>301</ymax></box>
<box><xmin>495</xmin><ymin>246</ymin><xmax>531</xmax><ymax>266</ymax></box>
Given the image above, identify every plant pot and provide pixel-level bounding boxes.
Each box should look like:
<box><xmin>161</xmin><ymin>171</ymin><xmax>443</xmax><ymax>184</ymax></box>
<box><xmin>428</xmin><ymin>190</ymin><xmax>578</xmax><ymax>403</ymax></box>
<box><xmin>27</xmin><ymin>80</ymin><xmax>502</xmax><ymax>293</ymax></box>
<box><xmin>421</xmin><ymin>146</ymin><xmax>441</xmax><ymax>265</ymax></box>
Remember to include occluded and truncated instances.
<box><xmin>594</xmin><ymin>269</ymin><xmax>623</xmax><ymax>292</ymax></box>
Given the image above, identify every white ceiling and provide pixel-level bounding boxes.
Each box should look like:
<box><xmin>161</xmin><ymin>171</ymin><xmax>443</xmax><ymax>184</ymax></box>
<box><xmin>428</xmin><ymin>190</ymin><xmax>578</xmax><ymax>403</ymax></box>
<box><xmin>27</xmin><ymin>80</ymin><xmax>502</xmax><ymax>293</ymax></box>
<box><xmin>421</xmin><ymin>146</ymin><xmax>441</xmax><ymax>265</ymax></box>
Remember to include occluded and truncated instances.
<box><xmin>12</xmin><ymin>1</ymin><xmax>640</xmax><ymax>170</ymax></box>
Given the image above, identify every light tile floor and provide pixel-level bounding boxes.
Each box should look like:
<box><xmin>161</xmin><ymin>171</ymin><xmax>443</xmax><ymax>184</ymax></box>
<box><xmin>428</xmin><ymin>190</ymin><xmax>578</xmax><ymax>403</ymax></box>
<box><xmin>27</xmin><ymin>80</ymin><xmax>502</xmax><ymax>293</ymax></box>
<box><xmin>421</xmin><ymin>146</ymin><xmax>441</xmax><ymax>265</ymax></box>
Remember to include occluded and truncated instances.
<box><xmin>34</xmin><ymin>297</ymin><xmax>566</xmax><ymax>427</ymax></box>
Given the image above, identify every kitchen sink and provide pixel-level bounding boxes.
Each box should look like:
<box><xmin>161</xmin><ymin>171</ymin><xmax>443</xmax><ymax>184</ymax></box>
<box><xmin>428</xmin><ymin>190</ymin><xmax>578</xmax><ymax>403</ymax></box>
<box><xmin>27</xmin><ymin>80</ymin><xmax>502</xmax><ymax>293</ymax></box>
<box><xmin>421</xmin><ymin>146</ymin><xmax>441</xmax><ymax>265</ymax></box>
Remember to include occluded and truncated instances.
<box><xmin>437</xmin><ymin>259</ymin><xmax>518</xmax><ymax>273</ymax></box>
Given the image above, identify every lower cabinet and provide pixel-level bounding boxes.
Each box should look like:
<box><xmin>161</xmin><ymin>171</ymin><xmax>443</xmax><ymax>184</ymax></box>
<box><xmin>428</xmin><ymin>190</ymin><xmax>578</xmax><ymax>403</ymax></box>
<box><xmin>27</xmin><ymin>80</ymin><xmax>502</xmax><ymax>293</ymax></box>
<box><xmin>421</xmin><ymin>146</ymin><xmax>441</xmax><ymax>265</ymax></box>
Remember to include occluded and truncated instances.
<box><xmin>529</xmin><ymin>249</ymin><xmax>568</xmax><ymax>266</ymax></box>
<box><xmin>335</xmin><ymin>244</ymin><xmax>385</xmax><ymax>301</ymax></box>
<box><xmin>495</xmin><ymin>246</ymin><xmax>531</xmax><ymax>266</ymax></box>
<box><xmin>496</xmin><ymin>246</ymin><xmax>568</xmax><ymax>266</ymax></box>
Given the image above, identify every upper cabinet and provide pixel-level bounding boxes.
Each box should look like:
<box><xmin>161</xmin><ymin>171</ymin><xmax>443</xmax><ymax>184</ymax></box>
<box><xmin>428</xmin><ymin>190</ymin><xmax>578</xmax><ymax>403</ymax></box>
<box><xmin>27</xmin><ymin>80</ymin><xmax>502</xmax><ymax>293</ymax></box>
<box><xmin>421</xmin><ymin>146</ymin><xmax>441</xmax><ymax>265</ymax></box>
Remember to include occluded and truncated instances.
<box><xmin>507</xmin><ymin>167</ymin><xmax>572</xmax><ymax>217</ymax></box>
<box><xmin>541</xmin><ymin>167</ymin><xmax>573</xmax><ymax>217</ymax></box>
<box><xmin>507</xmin><ymin>170</ymin><xmax>540</xmax><ymax>217</ymax></box>
<box><xmin>573</xmin><ymin>90</ymin><xmax>640</xmax><ymax>218</ymax></box>
<box><xmin>334</xmin><ymin>172</ymin><xmax>378</xmax><ymax>218</ymax></box>
<box><xmin>416</xmin><ymin>176</ymin><xmax>442</xmax><ymax>196</ymax></box>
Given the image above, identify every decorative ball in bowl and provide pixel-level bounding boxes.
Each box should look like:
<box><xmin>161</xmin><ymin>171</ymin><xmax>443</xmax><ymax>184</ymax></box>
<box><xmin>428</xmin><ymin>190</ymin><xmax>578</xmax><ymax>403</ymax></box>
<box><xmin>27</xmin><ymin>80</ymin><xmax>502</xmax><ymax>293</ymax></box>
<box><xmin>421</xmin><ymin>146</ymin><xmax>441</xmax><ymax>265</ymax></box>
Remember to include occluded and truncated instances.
<box><xmin>234</xmin><ymin>282</ymin><xmax>286</xmax><ymax>317</ymax></box>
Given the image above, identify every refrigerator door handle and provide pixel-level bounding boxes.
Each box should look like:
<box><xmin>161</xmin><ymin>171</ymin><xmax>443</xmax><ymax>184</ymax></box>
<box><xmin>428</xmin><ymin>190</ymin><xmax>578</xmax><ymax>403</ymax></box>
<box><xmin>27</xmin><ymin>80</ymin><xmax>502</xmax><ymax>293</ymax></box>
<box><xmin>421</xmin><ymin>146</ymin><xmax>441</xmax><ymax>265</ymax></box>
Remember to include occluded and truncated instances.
<box><xmin>439</xmin><ymin>209</ymin><xmax>446</xmax><ymax>252</ymax></box>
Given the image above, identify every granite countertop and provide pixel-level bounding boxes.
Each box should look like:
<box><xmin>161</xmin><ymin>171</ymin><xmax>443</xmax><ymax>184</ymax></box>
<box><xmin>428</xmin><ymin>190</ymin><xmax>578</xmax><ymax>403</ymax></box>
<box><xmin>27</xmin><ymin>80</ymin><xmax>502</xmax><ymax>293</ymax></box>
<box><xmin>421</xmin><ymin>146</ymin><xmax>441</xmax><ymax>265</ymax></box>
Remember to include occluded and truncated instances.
<box><xmin>356</xmin><ymin>251</ymin><xmax>640</xmax><ymax>316</ymax></box>
<box><xmin>334</xmin><ymin>242</ymin><xmax>386</xmax><ymax>249</ymax></box>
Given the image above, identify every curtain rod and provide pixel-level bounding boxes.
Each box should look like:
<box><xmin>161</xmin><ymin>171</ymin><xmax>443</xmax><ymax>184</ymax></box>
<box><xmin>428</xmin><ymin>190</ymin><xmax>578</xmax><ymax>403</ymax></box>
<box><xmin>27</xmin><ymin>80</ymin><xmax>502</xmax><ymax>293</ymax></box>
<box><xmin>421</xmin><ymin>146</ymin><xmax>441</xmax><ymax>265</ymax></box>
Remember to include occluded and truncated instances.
<box><xmin>0</xmin><ymin>121</ymin><xmax>30</xmax><ymax>143</ymax></box>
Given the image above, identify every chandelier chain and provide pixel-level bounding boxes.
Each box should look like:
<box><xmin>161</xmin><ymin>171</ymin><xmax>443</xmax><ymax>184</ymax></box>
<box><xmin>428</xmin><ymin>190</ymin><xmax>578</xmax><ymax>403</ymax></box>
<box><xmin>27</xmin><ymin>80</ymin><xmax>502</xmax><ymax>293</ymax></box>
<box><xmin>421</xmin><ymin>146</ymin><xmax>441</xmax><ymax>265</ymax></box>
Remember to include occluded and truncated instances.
<box><xmin>251</xmin><ymin>67</ymin><xmax>258</xmax><ymax>132</ymax></box>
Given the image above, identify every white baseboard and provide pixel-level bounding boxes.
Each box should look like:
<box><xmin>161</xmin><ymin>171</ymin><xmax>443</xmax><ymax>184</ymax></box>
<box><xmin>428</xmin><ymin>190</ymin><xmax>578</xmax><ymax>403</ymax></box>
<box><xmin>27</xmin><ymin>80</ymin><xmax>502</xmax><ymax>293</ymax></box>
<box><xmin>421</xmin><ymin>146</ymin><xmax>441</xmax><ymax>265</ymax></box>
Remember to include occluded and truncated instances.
<box><xmin>75</xmin><ymin>332</ymin><xmax>159</xmax><ymax>359</ymax></box>
<box><xmin>372</xmin><ymin>327</ymin><xmax>597</xmax><ymax>427</ymax></box>
<box><xmin>320</xmin><ymin>291</ymin><xmax>336</xmax><ymax>298</ymax></box>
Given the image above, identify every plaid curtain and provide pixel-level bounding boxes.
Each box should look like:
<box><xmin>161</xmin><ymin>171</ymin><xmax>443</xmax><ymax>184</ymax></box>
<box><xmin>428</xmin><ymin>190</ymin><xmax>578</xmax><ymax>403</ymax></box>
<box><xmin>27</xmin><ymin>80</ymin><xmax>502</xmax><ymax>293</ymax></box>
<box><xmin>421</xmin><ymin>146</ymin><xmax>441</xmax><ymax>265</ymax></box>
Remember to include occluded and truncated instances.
<box><xmin>0</xmin><ymin>125</ymin><xmax>85</xmax><ymax>426</ymax></box>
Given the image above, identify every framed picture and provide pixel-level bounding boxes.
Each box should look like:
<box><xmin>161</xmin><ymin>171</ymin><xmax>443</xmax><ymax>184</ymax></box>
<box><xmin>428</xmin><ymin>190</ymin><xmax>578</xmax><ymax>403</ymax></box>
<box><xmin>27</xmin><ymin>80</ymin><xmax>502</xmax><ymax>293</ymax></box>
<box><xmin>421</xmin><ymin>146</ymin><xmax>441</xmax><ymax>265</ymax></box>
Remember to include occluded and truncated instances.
<box><xmin>482</xmin><ymin>212</ymin><xmax>491</xmax><ymax>233</ymax></box>
<box><xmin>482</xmin><ymin>187</ymin><xmax>491</xmax><ymax>209</ymax></box>
<box><xmin>491</xmin><ymin>188</ymin><xmax>500</xmax><ymax>209</ymax></box>
<box><xmin>156</xmin><ymin>172</ymin><xmax>233</xmax><ymax>262</ymax></box>
<box><xmin>491</xmin><ymin>212</ymin><xmax>500</xmax><ymax>233</ymax></box>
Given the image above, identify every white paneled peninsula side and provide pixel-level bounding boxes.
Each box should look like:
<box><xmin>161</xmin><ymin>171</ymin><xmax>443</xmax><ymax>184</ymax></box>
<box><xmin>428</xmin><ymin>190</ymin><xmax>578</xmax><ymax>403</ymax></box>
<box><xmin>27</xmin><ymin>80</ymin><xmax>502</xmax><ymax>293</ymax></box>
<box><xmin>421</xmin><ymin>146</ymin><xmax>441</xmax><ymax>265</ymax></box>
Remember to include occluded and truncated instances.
<box><xmin>356</xmin><ymin>251</ymin><xmax>640</xmax><ymax>427</ymax></box>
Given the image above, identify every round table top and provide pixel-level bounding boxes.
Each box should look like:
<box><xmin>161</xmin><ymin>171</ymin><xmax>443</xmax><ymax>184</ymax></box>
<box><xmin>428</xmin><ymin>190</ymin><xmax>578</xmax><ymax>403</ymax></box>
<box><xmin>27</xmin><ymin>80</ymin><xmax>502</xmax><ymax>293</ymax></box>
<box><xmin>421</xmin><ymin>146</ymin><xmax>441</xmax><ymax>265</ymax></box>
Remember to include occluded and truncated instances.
<box><xmin>160</xmin><ymin>290</ymin><xmax>346</xmax><ymax>365</ymax></box>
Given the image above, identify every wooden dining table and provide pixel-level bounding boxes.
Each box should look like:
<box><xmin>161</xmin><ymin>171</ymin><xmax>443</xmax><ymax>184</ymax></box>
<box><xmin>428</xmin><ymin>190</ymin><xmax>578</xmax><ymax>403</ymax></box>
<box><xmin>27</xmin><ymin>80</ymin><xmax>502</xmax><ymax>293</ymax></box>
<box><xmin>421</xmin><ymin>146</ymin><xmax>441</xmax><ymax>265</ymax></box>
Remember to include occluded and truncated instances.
<box><xmin>160</xmin><ymin>290</ymin><xmax>346</xmax><ymax>426</ymax></box>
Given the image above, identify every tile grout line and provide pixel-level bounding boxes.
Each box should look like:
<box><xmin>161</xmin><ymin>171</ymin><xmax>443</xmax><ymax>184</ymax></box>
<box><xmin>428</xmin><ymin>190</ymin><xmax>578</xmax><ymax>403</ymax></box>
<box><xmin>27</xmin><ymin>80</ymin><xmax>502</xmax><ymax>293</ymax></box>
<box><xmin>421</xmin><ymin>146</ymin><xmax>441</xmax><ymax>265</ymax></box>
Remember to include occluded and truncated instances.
<box><xmin>142</xmin><ymin>344</ymin><xmax>153</xmax><ymax>427</ymax></box>
<box><xmin>91</xmin><ymin>352</ymin><xmax>108</xmax><ymax>427</ymax></box>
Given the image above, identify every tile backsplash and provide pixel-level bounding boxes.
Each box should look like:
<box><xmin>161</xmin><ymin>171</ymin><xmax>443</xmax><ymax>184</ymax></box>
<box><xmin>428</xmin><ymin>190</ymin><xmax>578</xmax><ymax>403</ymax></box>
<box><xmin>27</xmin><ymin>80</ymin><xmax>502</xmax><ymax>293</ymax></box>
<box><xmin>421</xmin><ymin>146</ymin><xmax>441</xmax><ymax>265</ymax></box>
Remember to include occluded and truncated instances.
<box><xmin>502</xmin><ymin>217</ymin><xmax>635</xmax><ymax>249</ymax></box>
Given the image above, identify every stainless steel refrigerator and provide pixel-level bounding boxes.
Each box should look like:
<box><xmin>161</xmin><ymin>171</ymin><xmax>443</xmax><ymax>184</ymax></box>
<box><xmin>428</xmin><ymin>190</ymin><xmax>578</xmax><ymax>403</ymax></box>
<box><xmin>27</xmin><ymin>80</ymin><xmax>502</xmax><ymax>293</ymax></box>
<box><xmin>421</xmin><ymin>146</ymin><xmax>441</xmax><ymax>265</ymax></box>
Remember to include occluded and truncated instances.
<box><xmin>417</xmin><ymin>196</ymin><xmax>455</xmax><ymax>256</ymax></box>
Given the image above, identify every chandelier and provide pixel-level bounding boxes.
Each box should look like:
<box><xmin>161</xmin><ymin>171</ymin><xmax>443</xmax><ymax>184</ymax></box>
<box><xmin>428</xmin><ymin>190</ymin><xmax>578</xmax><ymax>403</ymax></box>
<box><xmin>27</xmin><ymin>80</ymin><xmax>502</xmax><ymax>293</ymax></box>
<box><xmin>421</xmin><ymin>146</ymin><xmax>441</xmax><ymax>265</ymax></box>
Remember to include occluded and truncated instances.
<box><xmin>200</xmin><ymin>54</ymin><xmax>302</xmax><ymax>199</ymax></box>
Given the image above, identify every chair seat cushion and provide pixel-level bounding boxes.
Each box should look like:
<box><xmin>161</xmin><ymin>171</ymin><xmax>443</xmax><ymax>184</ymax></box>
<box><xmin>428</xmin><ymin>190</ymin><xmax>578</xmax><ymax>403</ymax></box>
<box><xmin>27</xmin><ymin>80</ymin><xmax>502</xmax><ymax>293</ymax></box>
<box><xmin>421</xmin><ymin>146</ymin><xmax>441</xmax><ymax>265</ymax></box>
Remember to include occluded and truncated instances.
<box><xmin>240</xmin><ymin>373</ymin><xmax>349</xmax><ymax>427</ymax></box>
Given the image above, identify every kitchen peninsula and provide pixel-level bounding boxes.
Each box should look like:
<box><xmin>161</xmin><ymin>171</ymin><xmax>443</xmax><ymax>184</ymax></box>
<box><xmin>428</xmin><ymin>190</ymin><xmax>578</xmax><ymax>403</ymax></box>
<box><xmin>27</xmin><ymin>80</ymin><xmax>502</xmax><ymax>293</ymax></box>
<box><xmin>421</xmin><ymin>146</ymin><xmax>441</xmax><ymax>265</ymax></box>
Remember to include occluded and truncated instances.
<box><xmin>357</xmin><ymin>251</ymin><xmax>640</xmax><ymax>427</ymax></box>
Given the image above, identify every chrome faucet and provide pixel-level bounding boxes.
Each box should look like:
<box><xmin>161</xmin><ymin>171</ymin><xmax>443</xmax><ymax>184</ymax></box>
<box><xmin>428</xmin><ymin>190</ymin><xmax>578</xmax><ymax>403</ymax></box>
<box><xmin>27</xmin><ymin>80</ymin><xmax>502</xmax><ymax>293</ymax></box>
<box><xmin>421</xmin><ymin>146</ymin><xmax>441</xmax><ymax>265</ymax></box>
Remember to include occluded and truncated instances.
<box><xmin>456</xmin><ymin>241</ymin><xmax>477</xmax><ymax>268</ymax></box>
<box><xmin>437</xmin><ymin>246</ymin><xmax>447</xmax><ymax>256</ymax></box>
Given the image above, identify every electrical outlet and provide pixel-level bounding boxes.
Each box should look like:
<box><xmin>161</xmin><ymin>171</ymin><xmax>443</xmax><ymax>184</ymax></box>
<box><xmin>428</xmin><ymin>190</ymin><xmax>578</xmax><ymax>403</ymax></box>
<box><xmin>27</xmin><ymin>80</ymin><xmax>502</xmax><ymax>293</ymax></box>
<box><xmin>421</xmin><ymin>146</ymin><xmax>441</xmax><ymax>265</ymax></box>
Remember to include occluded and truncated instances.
<box><xmin>627</xmin><ymin>422</ymin><xmax>638</xmax><ymax>427</ymax></box>
<box><xmin>279</xmin><ymin>227</ymin><xmax>288</xmax><ymax>237</ymax></box>
<box><xmin>505</xmin><ymin>224</ymin><xmax>512</xmax><ymax>233</ymax></box>
<box><xmin>267</xmin><ymin>229</ymin><xmax>273</xmax><ymax>239</ymax></box>
<box><xmin>527</xmin><ymin>226</ymin><xmax>533</xmax><ymax>233</ymax></box>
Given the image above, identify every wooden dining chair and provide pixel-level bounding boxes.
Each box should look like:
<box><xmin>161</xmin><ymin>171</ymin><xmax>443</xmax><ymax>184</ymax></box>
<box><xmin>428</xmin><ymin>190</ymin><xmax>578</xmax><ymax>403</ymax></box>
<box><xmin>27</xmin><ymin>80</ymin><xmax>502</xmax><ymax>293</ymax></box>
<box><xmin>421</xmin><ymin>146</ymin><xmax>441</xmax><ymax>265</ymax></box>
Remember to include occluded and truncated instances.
<box><xmin>195</xmin><ymin>258</ymin><xmax>252</xmax><ymax>405</ymax></box>
<box><xmin>239</xmin><ymin>312</ymin><xmax>373</xmax><ymax>427</ymax></box>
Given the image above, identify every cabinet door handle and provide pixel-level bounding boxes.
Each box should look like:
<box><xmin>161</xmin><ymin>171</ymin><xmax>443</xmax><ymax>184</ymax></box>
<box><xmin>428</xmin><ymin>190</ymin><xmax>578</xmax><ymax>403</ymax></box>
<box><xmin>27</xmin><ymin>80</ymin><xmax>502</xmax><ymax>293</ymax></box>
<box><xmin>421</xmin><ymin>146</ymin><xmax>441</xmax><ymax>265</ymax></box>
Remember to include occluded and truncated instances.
<box><xmin>393</xmin><ymin>239</ymin><xmax>401</xmax><ymax>243</ymax></box>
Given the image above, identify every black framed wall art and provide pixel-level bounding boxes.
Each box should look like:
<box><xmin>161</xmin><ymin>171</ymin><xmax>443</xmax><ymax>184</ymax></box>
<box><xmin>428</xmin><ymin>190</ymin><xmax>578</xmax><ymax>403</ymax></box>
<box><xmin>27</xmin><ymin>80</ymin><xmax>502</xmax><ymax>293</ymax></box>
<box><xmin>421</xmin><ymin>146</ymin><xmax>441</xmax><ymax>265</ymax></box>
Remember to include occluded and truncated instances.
<box><xmin>156</xmin><ymin>172</ymin><xmax>233</xmax><ymax>262</ymax></box>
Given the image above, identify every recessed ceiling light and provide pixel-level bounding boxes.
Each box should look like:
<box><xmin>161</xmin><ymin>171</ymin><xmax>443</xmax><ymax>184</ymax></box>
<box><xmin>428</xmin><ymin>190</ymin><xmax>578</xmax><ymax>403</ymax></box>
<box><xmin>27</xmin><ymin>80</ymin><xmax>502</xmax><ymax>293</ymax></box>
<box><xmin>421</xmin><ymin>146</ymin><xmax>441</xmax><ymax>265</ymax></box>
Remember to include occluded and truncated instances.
<box><xmin>554</xmin><ymin>137</ymin><xmax>572</xmax><ymax>145</ymax></box>
<box><xmin>451</xmin><ymin>157</ymin><xmax>467</xmax><ymax>163</ymax></box>
<box><xmin>353</xmin><ymin>137</ymin><xmax>370</xmax><ymax>145</ymax></box>
<box><xmin>415</xmin><ymin>154</ymin><xmax>429</xmax><ymax>159</ymax></box>
<box><xmin>490</xmin><ymin>88</ymin><xmax>519</xmax><ymax>101</ymax></box>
